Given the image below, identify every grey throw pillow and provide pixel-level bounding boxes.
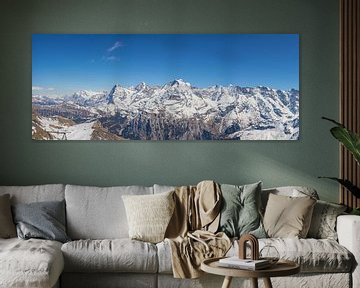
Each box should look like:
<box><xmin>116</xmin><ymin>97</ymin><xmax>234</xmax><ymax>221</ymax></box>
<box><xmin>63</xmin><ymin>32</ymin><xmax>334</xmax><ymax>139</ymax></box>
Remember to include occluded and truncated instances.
<box><xmin>218</xmin><ymin>182</ymin><xmax>266</xmax><ymax>238</ymax></box>
<box><xmin>12</xmin><ymin>200</ymin><xmax>70</xmax><ymax>243</ymax></box>
<box><xmin>307</xmin><ymin>200</ymin><xmax>347</xmax><ymax>240</ymax></box>
<box><xmin>0</xmin><ymin>194</ymin><xmax>16</xmax><ymax>238</ymax></box>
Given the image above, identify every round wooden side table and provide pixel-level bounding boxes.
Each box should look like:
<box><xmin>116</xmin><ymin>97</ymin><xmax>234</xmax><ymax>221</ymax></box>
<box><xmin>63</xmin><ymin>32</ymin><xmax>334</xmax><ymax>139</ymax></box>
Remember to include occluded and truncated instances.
<box><xmin>201</xmin><ymin>257</ymin><xmax>300</xmax><ymax>288</ymax></box>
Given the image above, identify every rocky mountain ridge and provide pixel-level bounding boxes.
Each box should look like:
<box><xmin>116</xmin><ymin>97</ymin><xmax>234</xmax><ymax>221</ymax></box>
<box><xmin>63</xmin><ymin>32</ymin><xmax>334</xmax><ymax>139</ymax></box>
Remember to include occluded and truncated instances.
<box><xmin>32</xmin><ymin>79</ymin><xmax>299</xmax><ymax>140</ymax></box>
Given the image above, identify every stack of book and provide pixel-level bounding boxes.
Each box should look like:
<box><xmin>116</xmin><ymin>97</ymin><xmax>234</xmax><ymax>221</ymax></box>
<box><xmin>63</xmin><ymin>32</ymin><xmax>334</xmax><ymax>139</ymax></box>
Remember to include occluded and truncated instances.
<box><xmin>218</xmin><ymin>257</ymin><xmax>271</xmax><ymax>270</ymax></box>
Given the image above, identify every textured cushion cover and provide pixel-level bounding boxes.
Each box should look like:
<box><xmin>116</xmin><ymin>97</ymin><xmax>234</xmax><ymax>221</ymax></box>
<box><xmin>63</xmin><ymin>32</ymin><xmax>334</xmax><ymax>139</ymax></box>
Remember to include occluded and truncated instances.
<box><xmin>12</xmin><ymin>200</ymin><xmax>70</xmax><ymax>243</ymax></box>
<box><xmin>0</xmin><ymin>194</ymin><xmax>16</xmax><ymax>238</ymax></box>
<box><xmin>65</xmin><ymin>185</ymin><xmax>154</xmax><ymax>239</ymax></box>
<box><xmin>218</xmin><ymin>182</ymin><xmax>266</xmax><ymax>238</ymax></box>
<box><xmin>122</xmin><ymin>191</ymin><xmax>175</xmax><ymax>243</ymax></box>
<box><xmin>308</xmin><ymin>200</ymin><xmax>347</xmax><ymax>240</ymax></box>
<box><xmin>0</xmin><ymin>238</ymin><xmax>64</xmax><ymax>288</ymax></box>
<box><xmin>62</xmin><ymin>239</ymin><xmax>158</xmax><ymax>273</ymax></box>
<box><xmin>263</xmin><ymin>193</ymin><xmax>316</xmax><ymax>238</ymax></box>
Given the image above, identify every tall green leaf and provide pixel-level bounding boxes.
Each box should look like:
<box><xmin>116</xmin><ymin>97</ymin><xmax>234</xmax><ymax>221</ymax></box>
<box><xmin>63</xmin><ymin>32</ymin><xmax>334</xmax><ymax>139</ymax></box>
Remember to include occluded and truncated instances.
<box><xmin>318</xmin><ymin>177</ymin><xmax>360</xmax><ymax>198</ymax></box>
<box><xmin>322</xmin><ymin>117</ymin><xmax>360</xmax><ymax>165</ymax></box>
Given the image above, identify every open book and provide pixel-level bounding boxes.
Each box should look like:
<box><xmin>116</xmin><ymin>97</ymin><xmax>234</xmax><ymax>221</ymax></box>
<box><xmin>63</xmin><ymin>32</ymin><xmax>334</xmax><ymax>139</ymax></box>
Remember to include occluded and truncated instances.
<box><xmin>218</xmin><ymin>257</ymin><xmax>271</xmax><ymax>270</ymax></box>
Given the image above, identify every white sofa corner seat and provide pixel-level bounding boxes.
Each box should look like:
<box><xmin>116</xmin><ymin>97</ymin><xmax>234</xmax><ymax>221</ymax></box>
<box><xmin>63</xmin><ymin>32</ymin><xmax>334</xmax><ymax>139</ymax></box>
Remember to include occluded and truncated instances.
<box><xmin>337</xmin><ymin>215</ymin><xmax>360</xmax><ymax>288</ymax></box>
<box><xmin>0</xmin><ymin>184</ymin><xmax>358</xmax><ymax>288</ymax></box>
<box><xmin>0</xmin><ymin>184</ymin><xmax>65</xmax><ymax>288</ymax></box>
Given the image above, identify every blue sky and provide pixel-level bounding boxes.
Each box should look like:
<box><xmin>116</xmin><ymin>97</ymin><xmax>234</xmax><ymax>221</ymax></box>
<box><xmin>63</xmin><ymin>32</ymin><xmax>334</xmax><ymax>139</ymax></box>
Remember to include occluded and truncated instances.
<box><xmin>32</xmin><ymin>34</ymin><xmax>299</xmax><ymax>97</ymax></box>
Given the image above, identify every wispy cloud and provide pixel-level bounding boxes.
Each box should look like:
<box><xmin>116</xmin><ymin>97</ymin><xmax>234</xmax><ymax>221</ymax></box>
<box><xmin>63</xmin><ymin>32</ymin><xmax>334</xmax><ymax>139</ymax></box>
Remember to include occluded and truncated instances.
<box><xmin>107</xmin><ymin>41</ymin><xmax>124</xmax><ymax>52</ymax></box>
<box><xmin>102</xmin><ymin>56</ymin><xmax>120</xmax><ymax>62</ymax></box>
<box><xmin>32</xmin><ymin>86</ymin><xmax>55</xmax><ymax>91</ymax></box>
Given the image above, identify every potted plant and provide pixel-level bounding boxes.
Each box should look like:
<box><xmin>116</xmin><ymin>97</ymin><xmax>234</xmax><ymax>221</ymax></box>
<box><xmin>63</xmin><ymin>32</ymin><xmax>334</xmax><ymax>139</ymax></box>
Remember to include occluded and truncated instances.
<box><xmin>320</xmin><ymin>117</ymin><xmax>360</xmax><ymax>215</ymax></box>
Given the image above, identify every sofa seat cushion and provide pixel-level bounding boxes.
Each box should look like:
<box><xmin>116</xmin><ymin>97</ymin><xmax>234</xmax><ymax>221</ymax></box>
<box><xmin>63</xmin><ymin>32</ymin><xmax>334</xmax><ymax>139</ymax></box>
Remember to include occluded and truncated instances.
<box><xmin>61</xmin><ymin>239</ymin><xmax>158</xmax><ymax>273</ymax></box>
<box><xmin>157</xmin><ymin>238</ymin><xmax>354</xmax><ymax>274</ymax></box>
<box><xmin>231</xmin><ymin>238</ymin><xmax>353</xmax><ymax>273</ymax></box>
<box><xmin>0</xmin><ymin>238</ymin><xmax>64</xmax><ymax>288</ymax></box>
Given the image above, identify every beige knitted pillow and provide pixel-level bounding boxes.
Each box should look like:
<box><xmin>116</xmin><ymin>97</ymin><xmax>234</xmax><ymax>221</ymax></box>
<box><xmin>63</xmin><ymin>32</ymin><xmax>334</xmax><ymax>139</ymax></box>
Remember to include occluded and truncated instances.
<box><xmin>263</xmin><ymin>193</ymin><xmax>316</xmax><ymax>238</ymax></box>
<box><xmin>122</xmin><ymin>191</ymin><xmax>175</xmax><ymax>243</ymax></box>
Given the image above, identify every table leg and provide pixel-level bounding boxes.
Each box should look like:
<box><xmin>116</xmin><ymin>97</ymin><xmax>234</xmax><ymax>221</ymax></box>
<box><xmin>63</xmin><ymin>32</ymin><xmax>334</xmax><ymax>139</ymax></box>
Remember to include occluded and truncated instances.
<box><xmin>263</xmin><ymin>277</ymin><xmax>273</xmax><ymax>288</ymax></box>
<box><xmin>251</xmin><ymin>278</ymin><xmax>258</xmax><ymax>288</ymax></box>
<box><xmin>221</xmin><ymin>276</ymin><xmax>233</xmax><ymax>288</ymax></box>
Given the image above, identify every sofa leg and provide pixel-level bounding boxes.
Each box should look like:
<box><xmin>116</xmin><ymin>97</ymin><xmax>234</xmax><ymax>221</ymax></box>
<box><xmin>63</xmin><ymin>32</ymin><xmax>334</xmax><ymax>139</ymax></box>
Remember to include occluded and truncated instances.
<box><xmin>221</xmin><ymin>276</ymin><xmax>232</xmax><ymax>288</ymax></box>
<box><xmin>251</xmin><ymin>278</ymin><xmax>258</xmax><ymax>288</ymax></box>
<box><xmin>263</xmin><ymin>277</ymin><xmax>273</xmax><ymax>288</ymax></box>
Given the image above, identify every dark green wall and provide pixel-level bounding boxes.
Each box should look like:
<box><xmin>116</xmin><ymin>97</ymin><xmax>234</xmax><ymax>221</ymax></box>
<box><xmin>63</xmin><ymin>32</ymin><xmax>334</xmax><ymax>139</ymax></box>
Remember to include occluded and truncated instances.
<box><xmin>0</xmin><ymin>0</ymin><xmax>340</xmax><ymax>202</ymax></box>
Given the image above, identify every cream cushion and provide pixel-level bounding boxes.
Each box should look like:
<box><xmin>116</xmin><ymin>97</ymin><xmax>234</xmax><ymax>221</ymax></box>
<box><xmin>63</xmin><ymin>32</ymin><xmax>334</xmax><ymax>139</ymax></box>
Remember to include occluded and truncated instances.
<box><xmin>122</xmin><ymin>191</ymin><xmax>175</xmax><ymax>243</ymax></box>
<box><xmin>263</xmin><ymin>193</ymin><xmax>316</xmax><ymax>238</ymax></box>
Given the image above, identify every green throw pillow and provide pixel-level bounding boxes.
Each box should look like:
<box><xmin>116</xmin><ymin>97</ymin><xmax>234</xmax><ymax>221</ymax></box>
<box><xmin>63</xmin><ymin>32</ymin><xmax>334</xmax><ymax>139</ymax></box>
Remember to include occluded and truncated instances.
<box><xmin>218</xmin><ymin>182</ymin><xmax>266</xmax><ymax>238</ymax></box>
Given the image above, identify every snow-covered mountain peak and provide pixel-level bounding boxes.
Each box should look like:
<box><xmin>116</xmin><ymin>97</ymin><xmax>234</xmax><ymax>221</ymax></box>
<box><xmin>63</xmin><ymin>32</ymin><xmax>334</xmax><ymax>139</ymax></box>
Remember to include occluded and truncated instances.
<box><xmin>169</xmin><ymin>79</ymin><xmax>191</xmax><ymax>88</ymax></box>
<box><xmin>73</xmin><ymin>90</ymin><xmax>104</xmax><ymax>99</ymax></box>
<box><xmin>135</xmin><ymin>82</ymin><xmax>147</xmax><ymax>91</ymax></box>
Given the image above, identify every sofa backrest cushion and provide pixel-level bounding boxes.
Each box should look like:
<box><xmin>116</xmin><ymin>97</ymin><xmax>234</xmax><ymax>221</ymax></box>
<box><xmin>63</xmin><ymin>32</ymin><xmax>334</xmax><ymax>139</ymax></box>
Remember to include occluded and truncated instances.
<box><xmin>153</xmin><ymin>184</ymin><xmax>176</xmax><ymax>194</ymax></box>
<box><xmin>65</xmin><ymin>185</ymin><xmax>154</xmax><ymax>239</ymax></box>
<box><xmin>0</xmin><ymin>184</ymin><xmax>65</xmax><ymax>204</ymax></box>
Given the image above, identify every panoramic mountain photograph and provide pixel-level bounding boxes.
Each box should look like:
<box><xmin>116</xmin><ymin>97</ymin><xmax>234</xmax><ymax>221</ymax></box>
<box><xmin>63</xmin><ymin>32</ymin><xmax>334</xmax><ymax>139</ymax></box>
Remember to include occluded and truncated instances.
<box><xmin>32</xmin><ymin>34</ymin><xmax>299</xmax><ymax>140</ymax></box>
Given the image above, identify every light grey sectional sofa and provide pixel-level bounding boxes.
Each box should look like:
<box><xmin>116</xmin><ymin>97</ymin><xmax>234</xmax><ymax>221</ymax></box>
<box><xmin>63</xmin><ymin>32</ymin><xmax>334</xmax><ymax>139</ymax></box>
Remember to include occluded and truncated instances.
<box><xmin>0</xmin><ymin>184</ymin><xmax>359</xmax><ymax>288</ymax></box>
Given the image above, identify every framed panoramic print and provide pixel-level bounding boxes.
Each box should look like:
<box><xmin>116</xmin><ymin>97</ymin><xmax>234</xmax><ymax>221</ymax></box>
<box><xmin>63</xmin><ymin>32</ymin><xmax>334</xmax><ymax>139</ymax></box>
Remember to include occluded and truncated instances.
<box><xmin>32</xmin><ymin>34</ymin><xmax>299</xmax><ymax>141</ymax></box>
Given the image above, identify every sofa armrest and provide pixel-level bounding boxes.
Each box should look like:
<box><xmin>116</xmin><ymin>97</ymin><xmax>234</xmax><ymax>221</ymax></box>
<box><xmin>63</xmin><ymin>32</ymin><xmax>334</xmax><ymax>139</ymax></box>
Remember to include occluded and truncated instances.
<box><xmin>337</xmin><ymin>215</ymin><xmax>360</xmax><ymax>288</ymax></box>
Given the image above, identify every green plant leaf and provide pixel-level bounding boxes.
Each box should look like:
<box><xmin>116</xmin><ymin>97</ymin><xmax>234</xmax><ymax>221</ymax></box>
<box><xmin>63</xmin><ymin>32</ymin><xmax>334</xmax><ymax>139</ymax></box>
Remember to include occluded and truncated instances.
<box><xmin>322</xmin><ymin>117</ymin><xmax>360</xmax><ymax>165</ymax></box>
<box><xmin>330</xmin><ymin>127</ymin><xmax>360</xmax><ymax>165</ymax></box>
<box><xmin>318</xmin><ymin>177</ymin><xmax>360</xmax><ymax>198</ymax></box>
<box><xmin>351</xmin><ymin>208</ymin><xmax>360</xmax><ymax>215</ymax></box>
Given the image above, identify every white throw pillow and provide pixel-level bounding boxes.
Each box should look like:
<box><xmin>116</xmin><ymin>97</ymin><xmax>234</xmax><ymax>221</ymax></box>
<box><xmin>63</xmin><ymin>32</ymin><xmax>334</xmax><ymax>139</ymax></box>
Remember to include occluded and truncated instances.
<box><xmin>122</xmin><ymin>191</ymin><xmax>175</xmax><ymax>243</ymax></box>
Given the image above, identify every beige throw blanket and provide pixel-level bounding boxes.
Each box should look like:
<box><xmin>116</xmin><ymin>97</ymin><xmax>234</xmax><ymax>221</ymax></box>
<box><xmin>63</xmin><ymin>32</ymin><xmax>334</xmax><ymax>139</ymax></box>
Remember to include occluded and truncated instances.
<box><xmin>165</xmin><ymin>180</ymin><xmax>231</xmax><ymax>279</ymax></box>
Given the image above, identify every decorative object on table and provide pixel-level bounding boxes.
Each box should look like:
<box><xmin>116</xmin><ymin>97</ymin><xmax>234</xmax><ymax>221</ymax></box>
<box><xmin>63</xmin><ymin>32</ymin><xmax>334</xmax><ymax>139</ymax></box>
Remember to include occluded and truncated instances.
<box><xmin>238</xmin><ymin>233</ymin><xmax>260</xmax><ymax>260</ymax></box>
<box><xmin>218</xmin><ymin>234</ymin><xmax>273</xmax><ymax>271</ymax></box>
<box><xmin>259</xmin><ymin>245</ymin><xmax>280</xmax><ymax>265</ymax></box>
<box><xmin>238</xmin><ymin>233</ymin><xmax>279</xmax><ymax>268</ymax></box>
<box><xmin>32</xmin><ymin>34</ymin><xmax>299</xmax><ymax>141</ymax></box>
<box><xmin>319</xmin><ymin>117</ymin><xmax>360</xmax><ymax>212</ymax></box>
<box><xmin>218</xmin><ymin>257</ymin><xmax>271</xmax><ymax>270</ymax></box>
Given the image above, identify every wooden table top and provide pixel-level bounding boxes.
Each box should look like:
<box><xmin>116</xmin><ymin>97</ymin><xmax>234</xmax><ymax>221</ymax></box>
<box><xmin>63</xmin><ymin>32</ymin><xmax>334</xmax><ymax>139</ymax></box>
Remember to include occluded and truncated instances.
<box><xmin>201</xmin><ymin>257</ymin><xmax>300</xmax><ymax>278</ymax></box>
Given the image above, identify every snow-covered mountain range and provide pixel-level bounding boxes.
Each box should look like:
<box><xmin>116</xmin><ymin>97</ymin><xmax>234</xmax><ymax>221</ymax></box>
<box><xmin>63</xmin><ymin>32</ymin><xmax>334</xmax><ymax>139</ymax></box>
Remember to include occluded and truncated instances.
<box><xmin>32</xmin><ymin>79</ymin><xmax>299</xmax><ymax>140</ymax></box>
